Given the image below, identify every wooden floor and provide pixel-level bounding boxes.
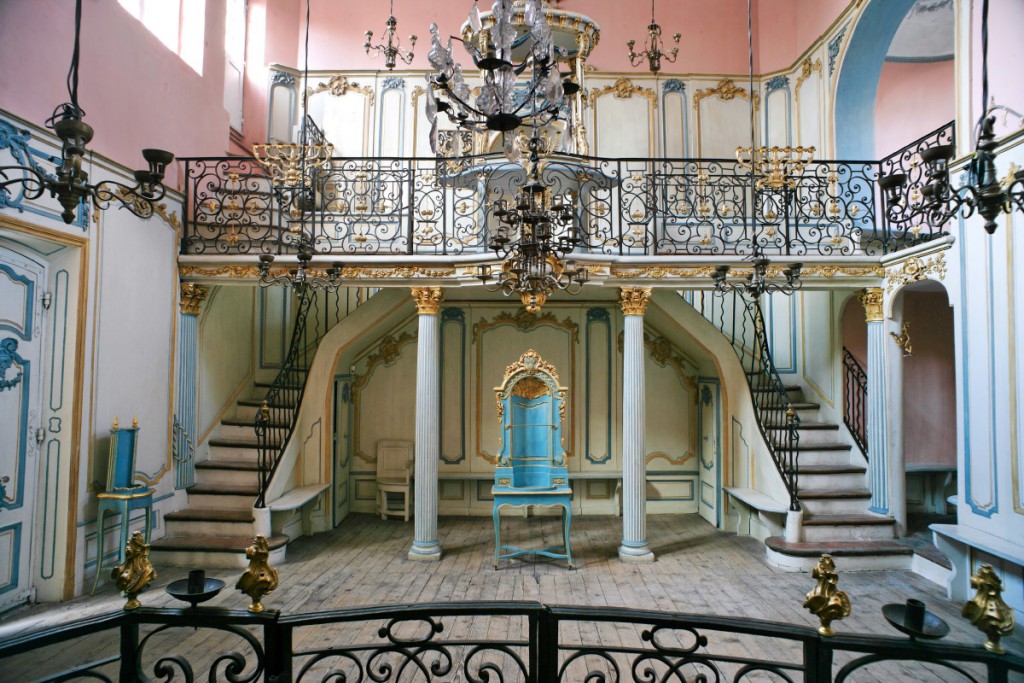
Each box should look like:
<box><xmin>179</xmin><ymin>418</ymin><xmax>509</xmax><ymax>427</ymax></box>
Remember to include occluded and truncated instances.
<box><xmin>2</xmin><ymin>514</ymin><xmax>1022</xmax><ymax>681</ymax></box>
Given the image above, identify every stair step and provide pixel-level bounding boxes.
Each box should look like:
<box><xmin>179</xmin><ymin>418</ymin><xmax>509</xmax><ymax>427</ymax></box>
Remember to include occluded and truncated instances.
<box><xmin>772</xmin><ymin>442</ymin><xmax>852</xmax><ymax>452</ymax></box>
<box><xmin>237</xmin><ymin>398</ymin><xmax>296</xmax><ymax>409</ymax></box>
<box><xmin>164</xmin><ymin>508</ymin><xmax>254</xmax><ymax>523</ymax></box>
<box><xmin>751</xmin><ymin>385</ymin><xmax>801</xmax><ymax>393</ymax></box>
<box><xmin>765</xmin><ymin>422</ymin><xmax>839</xmax><ymax>430</ymax></box>
<box><xmin>186</xmin><ymin>483</ymin><xmax>259</xmax><ymax>496</ymax></box>
<box><xmin>799</xmin><ymin>488</ymin><xmax>871</xmax><ymax>499</ymax></box>
<box><xmin>196</xmin><ymin>459</ymin><xmax>261</xmax><ymax>472</ymax></box>
<box><xmin>151</xmin><ymin>534</ymin><xmax>288</xmax><ymax>552</ymax></box>
<box><xmin>208</xmin><ymin>438</ymin><xmax>277</xmax><ymax>450</ymax></box>
<box><xmin>254</xmin><ymin>381</ymin><xmax>304</xmax><ymax>390</ymax></box>
<box><xmin>802</xmin><ymin>514</ymin><xmax>895</xmax><ymax>526</ymax></box>
<box><xmin>786</xmin><ymin>402</ymin><xmax>820</xmax><ymax>411</ymax></box>
<box><xmin>221</xmin><ymin>417</ymin><xmax>290</xmax><ymax>429</ymax></box>
<box><xmin>797</xmin><ymin>465</ymin><xmax>866</xmax><ymax>475</ymax></box>
<box><xmin>765</xmin><ymin>536</ymin><xmax>912</xmax><ymax>557</ymax></box>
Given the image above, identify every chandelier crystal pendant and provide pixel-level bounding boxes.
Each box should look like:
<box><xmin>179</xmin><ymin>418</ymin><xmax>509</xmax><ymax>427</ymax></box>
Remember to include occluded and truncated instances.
<box><xmin>476</xmin><ymin>133</ymin><xmax>588</xmax><ymax>313</ymax></box>
<box><xmin>626</xmin><ymin>0</ymin><xmax>680</xmax><ymax>73</ymax></box>
<box><xmin>0</xmin><ymin>0</ymin><xmax>173</xmax><ymax>224</ymax></box>
<box><xmin>364</xmin><ymin>0</ymin><xmax>416</xmax><ymax>70</ymax></box>
<box><xmin>425</xmin><ymin>0</ymin><xmax>577</xmax><ymax>156</ymax></box>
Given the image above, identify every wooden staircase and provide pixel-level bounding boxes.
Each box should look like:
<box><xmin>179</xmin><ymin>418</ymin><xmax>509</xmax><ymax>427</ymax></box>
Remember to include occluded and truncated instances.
<box><xmin>152</xmin><ymin>381</ymin><xmax>289</xmax><ymax>568</ymax></box>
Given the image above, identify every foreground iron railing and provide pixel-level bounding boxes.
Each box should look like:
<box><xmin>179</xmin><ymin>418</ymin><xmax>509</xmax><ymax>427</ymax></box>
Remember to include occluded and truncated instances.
<box><xmin>842</xmin><ymin>347</ymin><xmax>868</xmax><ymax>458</ymax></box>
<box><xmin>1</xmin><ymin>601</ymin><xmax>1020</xmax><ymax>682</ymax></box>
<box><xmin>698</xmin><ymin>291</ymin><xmax>801</xmax><ymax>511</ymax></box>
<box><xmin>181</xmin><ymin>152</ymin><xmax>903</xmax><ymax>258</ymax></box>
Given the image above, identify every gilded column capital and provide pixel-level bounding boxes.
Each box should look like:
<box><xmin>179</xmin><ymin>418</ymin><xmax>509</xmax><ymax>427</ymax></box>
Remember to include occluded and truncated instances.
<box><xmin>857</xmin><ymin>288</ymin><xmax>884</xmax><ymax>323</ymax></box>
<box><xmin>411</xmin><ymin>287</ymin><xmax>443</xmax><ymax>315</ymax></box>
<box><xmin>619</xmin><ymin>287</ymin><xmax>652</xmax><ymax>316</ymax></box>
<box><xmin>179</xmin><ymin>283</ymin><xmax>209</xmax><ymax>316</ymax></box>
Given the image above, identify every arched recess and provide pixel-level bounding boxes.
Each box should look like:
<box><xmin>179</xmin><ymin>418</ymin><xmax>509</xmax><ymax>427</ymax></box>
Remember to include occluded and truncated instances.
<box><xmin>839</xmin><ymin>292</ymin><xmax>868</xmax><ymax>455</ymax></box>
<box><xmin>834</xmin><ymin>0</ymin><xmax>916</xmax><ymax>159</ymax></box>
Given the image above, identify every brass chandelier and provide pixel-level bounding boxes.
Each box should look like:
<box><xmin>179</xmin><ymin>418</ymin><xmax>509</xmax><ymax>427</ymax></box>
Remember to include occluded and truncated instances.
<box><xmin>364</xmin><ymin>0</ymin><xmax>417</xmax><ymax>70</ymax></box>
<box><xmin>627</xmin><ymin>0</ymin><xmax>680</xmax><ymax>74</ymax></box>
<box><xmin>0</xmin><ymin>0</ymin><xmax>173</xmax><ymax>225</ymax></box>
<box><xmin>476</xmin><ymin>133</ymin><xmax>588</xmax><ymax>313</ymax></box>
<box><xmin>711</xmin><ymin>249</ymin><xmax>804</xmax><ymax>298</ymax></box>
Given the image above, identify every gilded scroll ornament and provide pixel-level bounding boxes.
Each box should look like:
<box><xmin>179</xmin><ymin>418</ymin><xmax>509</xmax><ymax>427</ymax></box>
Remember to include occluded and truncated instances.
<box><xmin>619</xmin><ymin>287</ymin><xmax>652</xmax><ymax>316</ymax></box>
<box><xmin>179</xmin><ymin>265</ymin><xmax>260</xmax><ymax>279</ymax></box>
<box><xmin>343</xmin><ymin>266</ymin><xmax>456</xmax><ymax>279</ymax></box>
<box><xmin>112</xmin><ymin>531</ymin><xmax>156</xmax><ymax>610</ymax></box>
<box><xmin>693</xmin><ymin>78</ymin><xmax>759</xmax><ymax>110</ymax></box>
<box><xmin>473</xmin><ymin>310</ymin><xmax>579</xmax><ymax>343</ymax></box>
<box><xmin>511</xmin><ymin>376</ymin><xmax>550</xmax><ymax>399</ymax></box>
<box><xmin>590</xmin><ymin>78</ymin><xmax>657</xmax><ymax>107</ymax></box>
<box><xmin>889</xmin><ymin>322</ymin><xmax>913</xmax><ymax>357</ymax></box>
<box><xmin>795</xmin><ymin>57</ymin><xmax>823</xmax><ymax>91</ymax></box>
<box><xmin>306</xmin><ymin>75</ymin><xmax>375</xmax><ymax>106</ymax></box>
<box><xmin>857</xmin><ymin>288</ymin><xmax>884</xmax><ymax>323</ymax></box>
<box><xmin>411</xmin><ymin>287</ymin><xmax>443</xmax><ymax>315</ymax></box>
<box><xmin>962</xmin><ymin>563</ymin><xmax>1015</xmax><ymax>653</ymax></box>
<box><xmin>885</xmin><ymin>253</ymin><xmax>947</xmax><ymax>292</ymax></box>
<box><xmin>803</xmin><ymin>553</ymin><xmax>851</xmax><ymax>636</ymax></box>
<box><xmin>236</xmin><ymin>535</ymin><xmax>279</xmax><ymax>613</ymax></box>
<box><xmin>179</xmin><ymin>283</ymin><xmax>209</xmax><ymax>316</ymax></box>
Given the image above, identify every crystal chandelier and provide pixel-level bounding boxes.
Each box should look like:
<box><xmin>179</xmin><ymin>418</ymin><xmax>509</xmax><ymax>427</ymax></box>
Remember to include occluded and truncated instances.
<box><xmin>425</xmin><ymin>0</ymin><xmax>577</xmax><ymax>152</ymax></box>
<box><xmin>879</xmin><ymin>0</ymin><xmax>1024</xmax><ymax>235</ymax></box>
<box><xmin>710</xmin><ymin>248</ymin><xmax>803</xmax><ymax>298</ymax></box>
<box><xmin>476</xmin><ymin>134</ymin><xmax>588</xmax><ymax>313</ymax></box>
<box><xmin>363</xmin><ymin>0</ymin><xmax>416</xmax><ymax>70</ymax></box>
<box><xmin>0</xmin><ymin>0</ymin><xmax>173</xmax><ymax>224</ymax></box>
<box><xmin>627</xmin><ymin>0</ymin><xmax>680</xmax><ymax>74</ymax></box>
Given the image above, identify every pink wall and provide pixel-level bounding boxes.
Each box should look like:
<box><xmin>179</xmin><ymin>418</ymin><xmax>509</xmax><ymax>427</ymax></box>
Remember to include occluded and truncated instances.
<box><xmin>840</xmin><ymin>296</ymin><xmax>867</xmax><ymax>367</ymax></box>
<box><xmin>874</xmin><ymin>59</ymin><xmax>955</xmax><ymax>159</ymax></box>
<box><xmin>756</xmin><ymin>0</ymin><xmax>851</xmax><ymax>74</ymax></box>
<box><xmin>901</xmin><ymin>290</ymin><xmax>956</xmax><ymax>468</ymax></box>
<box><xmin>969</xmin><ymin>0</ymin><xmax>1024</xmax><ymax>138</ymax></box>
<box><xmin>0</xmin><ymin>0</ymin><xmax>233</xmax><ymax>188</ymax></box>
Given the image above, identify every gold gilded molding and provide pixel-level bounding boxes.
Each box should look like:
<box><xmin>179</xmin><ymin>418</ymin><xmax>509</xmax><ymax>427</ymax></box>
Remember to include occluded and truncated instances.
<box><xmin>645</xmin><ymin>333</ymin><xmax>696</xmax><ymax>387</ymax></box>
<box><xmin>411</xmin><ymin>286</ymin><xmax>443</xmax><ymax>314</ymax></box>
<box><xmin>645</xmin><ymin>451</ymin><xmax>696</xmax><ymax>466</ymax></box>
<box><xmin>693</xmin><ymin>78</ymin><xmax>759</xmax><ymax>111</ymax></box>
<box><xmin>858</xmin><ymin>288</ymin><xmax>884</xmax><ymax>323</ymax></box>
<box><xmin>179</xmin><ymin>283</ymin><xmax>209</xmax><ymax>316</ymax></box>
<box><xmin>179</xmin><ymin>265</ymin><xmax>260</xmax><ymax>278</ymax></box>
<box><xmin>889</xmin><ymin>322</ymin><xmax>913</xmax><ymax>357</ymax></box>
<box><xmin>619</xmin><ymin>287</ymin><xmax>652</xmax><ymax>316</ymax></box>
<box><xmin>590</xmin><ymin>77</ymin><xmax>657</xmax><ymax>108</ymax></box>
<box><xmin>795</xmin><ymin>56</ymin><xmax>823</xmax><ymax>92</ymax></box>
<box><xmin>511</xmin><ymin>376</ymin><xmax>550</xmax><ymax>400</ymax></box>
<box><xmin>306</xmin><ymin>75</ymin><xmax>375</xmax><ymax>106</ymax></box>
<box><xmin>501</xmin><ymin>349</ymin><xmax>562</xmax><ymax>386</ymax></box>
<box><xmin>344</xmin><ymin>266</ymin><xmax>455</xmax><ymax>278</ymax></box>
<box><xmin>411</xmin><ymin>85</ymin><xmax>426</xmax><ymax>110</ymax></box>
<box><xmin>885</xmin><ymin>253</ymin><xmax>947</xmax><ymax>292</ymax></box>
<box><xmin>610</xmin><ymin>265</ymin><xmax>715</xmax><ymax>279</ymax></box>
<box><xmin>473</xmin><ymin>309</ymin><xmax>580</xmax><ymax>344</ymax></box>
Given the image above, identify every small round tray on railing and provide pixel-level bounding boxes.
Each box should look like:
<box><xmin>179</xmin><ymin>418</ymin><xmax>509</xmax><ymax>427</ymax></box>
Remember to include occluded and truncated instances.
<box><xmin>882</xmin><ymin>602</ymin><xmax>950</xmax><ymax>640</ymax></box>
<box><xmin>166</xmin><ymin>577</ymin><xmax>226</xmax><ymax>608</ymax></box>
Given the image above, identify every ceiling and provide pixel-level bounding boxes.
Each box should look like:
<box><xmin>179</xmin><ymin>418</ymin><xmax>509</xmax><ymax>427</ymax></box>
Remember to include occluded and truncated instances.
<box><xmin>887</xmin><ymin>0</ymin><xmax>954</xmax><ymax>61</ymax></box>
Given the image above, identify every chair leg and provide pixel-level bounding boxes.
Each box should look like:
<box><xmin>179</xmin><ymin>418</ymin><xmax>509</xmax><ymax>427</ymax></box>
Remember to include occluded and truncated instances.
<box><xmin>562</xmin><ymin>504</ymin><xmax>574</xmax><ymax>569</ymax></box>
<box><xmin>492</xmin><ymin>506</ymin><xmax>501</xmax><ymax>569</ymax></box>
<box><xmin>403</xmin><ymin>491</ymin><xmax>409</xmax><ymax>523</ymax></box>
<box><xmin>90</xmin><ymin>507</ymin><xmax>107</xmax><ymax>596</ymax></box>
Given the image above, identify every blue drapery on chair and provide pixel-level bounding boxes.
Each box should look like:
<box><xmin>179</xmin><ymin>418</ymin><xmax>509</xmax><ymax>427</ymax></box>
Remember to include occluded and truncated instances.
<box><xmin>91</xmin><ymin>417</ymin><xmax>154</xmax><ymax>594</ymax></box>
<box><xmin>492</xmin><ymin>350</ymin><xmax>573</xmax><ymax>568</ymax></box>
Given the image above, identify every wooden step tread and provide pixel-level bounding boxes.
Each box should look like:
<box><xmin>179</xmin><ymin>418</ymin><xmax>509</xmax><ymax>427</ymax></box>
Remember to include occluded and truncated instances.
<box><xmin>765</xmin><ymin>422</ymin><xmax>839</xmax><ymax>430</ymax></box>
<box><xmin>798</xmin><ymin>488</ymin><xmax>871</xmax><ymax>499</ymax></box>
<box><xmin>237</xmin><ymin>398</ymin><xmax>296</xmax><ymax>409</ymax></box>
<box><xmin>208</xmin><ymin>438</ymin><xmax>278</xmax><ymax>450</ymax></box>
<box><xmin>185</xmin><ymin>483</ymin><xmax>259</xmax><ymax>496</ymax></box>
<box><xmin>797</xmin><ymin>464</ymin><xmax>866</xmax><ymax>475</ymax></box>
<box><xmin>765</xmin><ymin>536</ymin><xmax>912</xmax><ymax>557</ymax></box>
<box><xmin>221</xmin><ymin>418</ymin><xmax>290</xmax><ymax>429</ymax></box>
<box><xmin>787</xmin><ymin>402</ymin><xmax>821</xmax><ymax>410</ymax></box>
<box><xmin>151</xmin><ymin>534</ymin><xmax>288</xmax><ymax>553</ymax></box>
<box><xmin>164</xmin><ymin>508</ymin><xmax>255</xmax><ymax>523</ymax></box>
<box><xmin>195</xmin><ymin>459</ymin><xmax>261</xmax><ymax>472</ymax></box>
<box><xmin>772</xmin><ymin>442</ymin><xmax>852</xmax><ymax>452</ymax></box>
<box><xmin>802</xmin><ymin>514</ymin><xmax>896</xmax><ymax>526</ymax></box>
<box><xmin>254</xmin><ymin>381</ymin><xmax>304</xmax><ymax>390</ymax></box>
<box><xmin>751</xmin><ymin>385</ymin><xmax>801</xmax><ymax>392</ymax></box>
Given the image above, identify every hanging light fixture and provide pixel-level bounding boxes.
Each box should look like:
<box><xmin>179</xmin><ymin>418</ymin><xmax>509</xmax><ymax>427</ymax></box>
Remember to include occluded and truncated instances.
<box><xmin>364</xmin><ymin>0</ymin><xmax>416</xmax><ymax>70</ymax></box>
<box><xmin>879</xmin><ymin>0</ymin><xmax>1024</xmax><ymax>235</ymax></box>
<box><xmin>255</xmin><ymin>0</ymin><xmax>342</xmax><ymax>291</ymax></box>
<box><xmin>476</xmin><ymin>133</ymin><xmax>588</xmax><ymax>313</ymax></box>
<box><xmin>626</xmin><ymin>0</ymin><xmax>680</xmax><ymax>74</ymax></box>
<box><xmin>0</xmin><ymin>0</ymin><xmax>173</xmax><ymax>224</ymax></box>
<box><xmin>425</xmin><ymin>0</ymin><xmax>579</xmax><ymax>157</ymax></box>
<box><xmin>710</xmin><ymin>0</ymin><xmax>802</xmax><ymax>298</ymax></box>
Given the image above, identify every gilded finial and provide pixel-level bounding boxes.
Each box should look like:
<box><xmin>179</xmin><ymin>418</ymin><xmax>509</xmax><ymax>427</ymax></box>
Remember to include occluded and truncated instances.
<box><xmin>803</xmin><ymin>553</ymin><xmax>851</xmax><ymax>636</ymax></box>
<box><xmin>112</xmin><ymin>416</ymin><xmax>119</xmax><ymax>430</ymax></box>
<box><xmin>111</xmin><ymin>531</ymin><xmax>156</xmax><ymax>610</ymax></box>
<box><xmin>962</xmin><ymin>564</ymin><xmax>1015</xmax><ymax>653</ymax></box>
<box><xmin>259</xmin><ymin>400</ymin><xmax>270</xmax><ymax>421</ymax></box>
<box><xmin>236</xmin><ymin>535</ymin><xmax>279</xmax><ymax>613</ymax></box>
<box><xmin>786</xmin><ymin>403</ymin><xmax>796</xmax><ymax>425</ymax></box>
<box><xmin>132</xmin><ymin>416</ymin><xmax>139</xmax><ymax>429</ymax></box>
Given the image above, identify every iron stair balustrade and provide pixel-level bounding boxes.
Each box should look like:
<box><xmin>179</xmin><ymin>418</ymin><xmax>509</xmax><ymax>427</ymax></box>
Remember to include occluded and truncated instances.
<box><xmin>702</xmin><ymin>290</ymin><xmax>802</xmax><ymax>512</ymax></box>
<box><xmin>842</xmin><ymin>346</ymin><xmax>868</xmax><ymax>458</ymax></box>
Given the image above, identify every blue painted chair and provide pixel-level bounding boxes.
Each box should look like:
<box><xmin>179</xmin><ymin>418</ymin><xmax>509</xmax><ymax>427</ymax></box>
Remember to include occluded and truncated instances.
<box><xmin>492</xmin><ymin>350</ymin><xmax>573</xmax><ymax>568</ymax></box>
<box><xmin>91</xmin><ymin>417</ymin><xmax>154</xmax><ymax>594</ymax></box>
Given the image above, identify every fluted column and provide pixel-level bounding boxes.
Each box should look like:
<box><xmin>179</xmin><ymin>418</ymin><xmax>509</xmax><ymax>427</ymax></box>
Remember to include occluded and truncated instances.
<box><xmin>175</xmin><ymin>283</ymin><xmax>208</xmax><ymax>490</ymax></box>
<box><xmin>859</xmin><ymin>288</ymin><xmax>892</xmax><ymax>516</ymax></box>
<box><xmin>619</xmin><ymin>287</ymin><xmax>654</xmax><ymax>562</ymax></box>
<box><xmin>408</xmin><ymin>287</ymin><xmax>443</xmax><ymax>561</ymax></box>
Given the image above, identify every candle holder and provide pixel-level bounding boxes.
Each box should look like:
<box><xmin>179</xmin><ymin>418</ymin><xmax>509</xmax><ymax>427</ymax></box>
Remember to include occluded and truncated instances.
<box><xmin>166</xmin><ymin>569</ymin><xmax>226</xmax><ymax>608</ymax></box>
<box><xmin>882</xmin><ymin>599</ymin><xmax>950</xmax><ymax>640</ymax></box>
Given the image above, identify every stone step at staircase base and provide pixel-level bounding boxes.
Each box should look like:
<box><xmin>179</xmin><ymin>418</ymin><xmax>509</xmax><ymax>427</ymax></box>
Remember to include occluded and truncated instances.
<box><xmin>164</xmin><ymin>508</ymin><xmax>255</xmax><ymax>537</ymax></box>
<box><xmin>150</xmin><ymin>534</ymin><xmax>289</xmax><ymax>568</ymax></box>
<box><xmin>763</xmin><ymin>536</ymin><xmax>913</xmax><ymax>571</ymax></box>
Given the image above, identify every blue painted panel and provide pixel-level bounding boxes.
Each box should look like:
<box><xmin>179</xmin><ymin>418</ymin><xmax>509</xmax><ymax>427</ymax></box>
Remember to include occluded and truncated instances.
<box><xmin>0</xmin><ymin>263</ymin><xmax>34</xmax><ymax>341</ymax></box>
<box><xmin>0</xmin><ymin>522</ymin><xmax>22</xmax><ymax>594</ymax></box>
<box><xmin>0</xmin><ymin>347</ymin><xmax>30</xmax><ymax>511</ymax></box>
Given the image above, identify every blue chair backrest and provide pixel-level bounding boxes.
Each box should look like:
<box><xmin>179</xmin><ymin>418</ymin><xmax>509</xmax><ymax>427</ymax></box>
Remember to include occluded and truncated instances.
<box><xmin>107</xmin><ymin>423</ymin><xmax>140</xmax><ymax>490</ymax></box>
<box><xmin>509</xmin><ymin>394</ymin><xmax>555</xmax><ymax>488</ymax></box>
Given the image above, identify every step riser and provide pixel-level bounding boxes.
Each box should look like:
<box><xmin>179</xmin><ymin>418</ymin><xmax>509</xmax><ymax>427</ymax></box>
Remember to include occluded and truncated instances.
<box><xmin>187</xmin><ymin>493</ymin><xmax>256</xmax><ymax>510</ymax></box>
<box><xmin>797</xmin><ymin>472</ymin><xmax>866</xmax><ymax>490</ymax></box>
<box><xmin>801</xmin><ymin>524</ymin><xmax>897</xmax><ymax>542</ymax></box>
<box><xmin>152</xmin><ymin>545</ymin><xmax>286</xmax><ymax>569</ymax></box>
<box><xmin>769</xmin><ymin>429</ymin><xmax>842</xmax><ymax>446</ymax></box>
<box><xmin>218</xmin><ymin>424</ymin><xmax>261</xmax><ymax>441</ymax></box>
<box><xmin>165</xmin><ymin>519</ymin><xmax>255</xmax><ymax>537</ymax></box>
<box><xmin>195</xmin><ymin>468</ymin><xmax>261</xmax><ymax>488</ymax></box>
<box><xmin>208</xmin><ymin>445</ymin><xmax>263</xmax><ymax>462</ymax></box>
<box><xmin>790</xmin><ymin>451</ymin><xmax>853</xmax><ymax>467</ymax></box>
<box><xmin>798</xmin><ymin>498</ymin><xmax>871</xmax><ymax>515</ymax></box>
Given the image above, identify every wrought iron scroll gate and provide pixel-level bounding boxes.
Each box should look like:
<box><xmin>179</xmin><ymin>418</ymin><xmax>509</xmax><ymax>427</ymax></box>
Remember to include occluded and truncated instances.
<box><xmin>1</xmin><ymin>601</ymin><xmax>1021</xmax><ymax>682</ymax></box>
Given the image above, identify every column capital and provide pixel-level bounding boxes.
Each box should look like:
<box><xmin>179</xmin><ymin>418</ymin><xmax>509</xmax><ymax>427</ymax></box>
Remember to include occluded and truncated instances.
<box><xmin>857</xmin><ymin>288</ymin><xmax>884</xmax><ymax>322</ymax></box>
<box><xmin>411</xmin><ymin>287</ymin><xmax>443</xmax><ymax>315</ymax></box>
<box><xmin>619</xmin><ymin>287</ymin><xmax>652</xmax><ymax>316</ymax></box>
<box><xmin>179</xmin><ymin>283</ymin><xmax>209</xmax><ymax>316</ymax></box>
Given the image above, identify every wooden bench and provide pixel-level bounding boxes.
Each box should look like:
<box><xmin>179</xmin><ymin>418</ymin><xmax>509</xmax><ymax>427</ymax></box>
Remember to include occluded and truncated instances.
<box><xmin>724</xmin><ymin>487</ymin><xmax>788</xmax><ymax>539</ymax></box>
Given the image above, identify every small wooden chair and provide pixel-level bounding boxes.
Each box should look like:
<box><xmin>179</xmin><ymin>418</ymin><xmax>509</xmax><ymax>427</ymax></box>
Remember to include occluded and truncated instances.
<box><xmin>91</xmin><ymin>417</ymin><xmax>154</xmax><ymax>594</ymax></box>
<box><xmin>376</xmin><ymin>440</ymin><xmax>413</xmax><ymax>521</ymax></box>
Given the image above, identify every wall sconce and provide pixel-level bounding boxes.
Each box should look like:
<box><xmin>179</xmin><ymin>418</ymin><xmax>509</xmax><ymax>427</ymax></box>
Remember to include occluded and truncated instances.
<box><xmin>889</xmin><ymin>322</ymin><xmax>913</xmax><ymax>357</ymax></box>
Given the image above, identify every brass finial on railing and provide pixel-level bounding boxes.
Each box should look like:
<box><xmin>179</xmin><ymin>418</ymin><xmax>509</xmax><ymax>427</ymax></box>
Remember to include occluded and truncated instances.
<box><xmin>962</xmin><ymin>564</ymin><xmax>1015</xmax><ymax>653</ymax></box>
<box><xmin>111</xmin><ymin>531</ymin><xmax>156</xmax><ymax>610</ymax></box>
<box><xmin>236</xmin><ymin>535</ymin><xmax>279</xmax><ymax>613</ymax></box>
<box><xmin>803</xmin><ymin>554</ymin><xmax>851</xmax><ymax>636</ymax></box>
<box><xmin>259</xmin><ymin>400</ymin><xmax>270</xmax><ymax>421</ymax></box>
<box><xmin>786</xmin><ymin>403</ymin><xmax>796</xmax><ymax>426</ymax></box>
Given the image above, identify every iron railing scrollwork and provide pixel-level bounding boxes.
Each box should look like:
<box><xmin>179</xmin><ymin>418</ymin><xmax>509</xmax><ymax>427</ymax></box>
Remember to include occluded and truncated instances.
<box><xmin>842</xmin><ymin>347</ymin><xmax>868</xmax><ymax>458</ymax></box>
<box><xmin>2</xmin><ymin>601</ymin><xmax>1022</xmax><ymax>682</ymax></box>
<box><xmin>700</xmin><ymin>291</ymin><xmax>801</xmax><ymax>511</ymax></box>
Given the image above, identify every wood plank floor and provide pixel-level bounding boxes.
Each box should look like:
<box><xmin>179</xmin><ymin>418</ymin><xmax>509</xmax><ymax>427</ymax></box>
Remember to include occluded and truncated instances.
<box><xmin>2</xmin><ymin>514</ymin><xmax>1022</xmax><ymax>682</ymax></box>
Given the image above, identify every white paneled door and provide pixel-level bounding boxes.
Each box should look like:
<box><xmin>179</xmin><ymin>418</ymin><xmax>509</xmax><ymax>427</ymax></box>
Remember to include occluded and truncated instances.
<box><xmin>0</xmin><ymin>244</ymin><xmax>47</xmax><ymax>611</ymax></box>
